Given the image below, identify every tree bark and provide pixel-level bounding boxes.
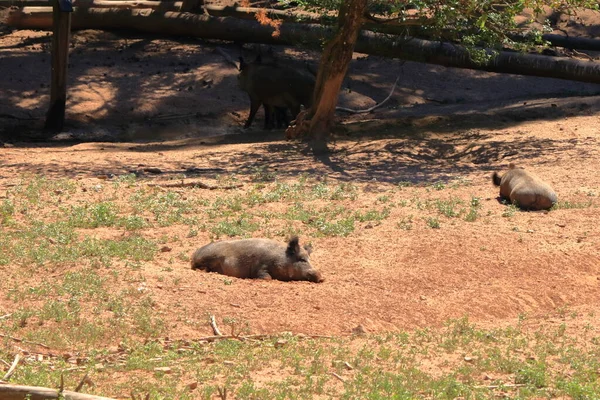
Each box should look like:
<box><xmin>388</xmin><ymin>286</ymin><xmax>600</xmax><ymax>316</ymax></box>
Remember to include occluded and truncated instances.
<box><xmin>0</xmin><ymin>383</ymin><xmax>116</xmax><ymax>400</ymax></box>
<box><xmin>7</xmin><ymin>7</ymin><xmax>600</xmax><ymax>87</ymax></box>
<box><xmin>302</xmin><ymin>0</ymin><xmax>368</xmax><ymax>153</ymax></box>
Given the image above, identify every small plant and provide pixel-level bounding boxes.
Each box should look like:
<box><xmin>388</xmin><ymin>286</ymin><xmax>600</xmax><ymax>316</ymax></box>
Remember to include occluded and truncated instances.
<box><xmin>502</xmin><ymin>204</ymin><xmax>519</xmax><ymax>217</ymax></box>
<box><xmin>552</xmin><ymin>200</ymin><xmax>593</xmax><ymax>210</ymax></box>
<box><xmin>426</xmin><ymin>217</ymin><xmax>440</xmax><ymax>229</ymax></box>
<box><xmin>397</xmin><ymin>215</ymin><xmax>413</xmax><ymax>230</ymax></box>
<box><xmin>431</xmin><ymin>181</ymin><xmax>446</xmax><ymax>191</ymax></box>
<box><xmin>250</xmin><ymin>166</ymin><xmax>277</xmax><ymax>182</ymax></box>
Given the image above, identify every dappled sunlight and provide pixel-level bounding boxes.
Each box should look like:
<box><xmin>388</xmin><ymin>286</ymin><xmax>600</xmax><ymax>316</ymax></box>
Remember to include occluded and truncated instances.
<box><xmin>69</xmin><ymin>81</ymin><xmax>117</xmax><ymax>117</ymax></box>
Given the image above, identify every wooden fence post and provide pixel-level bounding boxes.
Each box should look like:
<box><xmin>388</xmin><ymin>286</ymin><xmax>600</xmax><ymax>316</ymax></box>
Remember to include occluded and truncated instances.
<box><xmin>44</xmin><ymin>0</ymin><xmax>72</xmax><ymax>131</ymax></box>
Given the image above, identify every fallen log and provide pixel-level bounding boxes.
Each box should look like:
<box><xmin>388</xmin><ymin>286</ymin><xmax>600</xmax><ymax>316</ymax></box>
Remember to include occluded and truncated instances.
<box><xmin>6</xmin><ymin>7</ymin><xmax>600</xmax><ymax>84</ymax></box>
<box><xmin>0</xmin><ymin>383</ymin><xmax>116</xmax><ymax>400</ymax></box>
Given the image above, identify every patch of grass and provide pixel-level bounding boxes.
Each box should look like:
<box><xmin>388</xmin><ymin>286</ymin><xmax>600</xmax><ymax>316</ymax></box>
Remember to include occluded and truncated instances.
<box><xmin>552</xmin><ymin>200</ymin><xmax>594</xmax><ymax>210</ymax></box>
<box><xmin>210</xmin><ymin>215</ymin><xmax>259</xmax><ymax>239</ymax></box>
<box><xmin>67</xmin><ymin>202</ymin><xmax>119</xmax><ymax>228</ymax></box>
<box><xmin>130</xmin><ymin>190</ymin><xmax>197</xmax><ymax>227</ymax></box>
<box><xmin>434</xmin><ymin>198</ymin><xmax>463</xmax><ymax>218</ymax></box>
<box><xmin>0</xmin><ymin>199</ymin><xmax>15</xmax><ymax>225</ymax></box>
<box><xmin>426</xmin><ymin>217</ymin><xmax>441</xmax><ymax>229</ymax></box>
<box><xmin>3</xmin><ymin>315</ymin><xmax>600</xmax><ymax>399</ymax></box>
<box><xmin>397</xmin><ymin>215</ymin><xmax>413</xmax><ymax>230</ymax></box>
<box><xmin>354</xmin><ymin>207</ymin><xmax>391</xmax><ymax>222</ymax></box>
<box><xmin>502</xmin><ymin>203</ymin><xmax>519</xmax><ymax>217</ymax></box>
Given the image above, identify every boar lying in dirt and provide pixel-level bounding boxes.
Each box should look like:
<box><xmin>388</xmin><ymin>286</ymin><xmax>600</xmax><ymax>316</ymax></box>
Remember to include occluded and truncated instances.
<box><xmin>237</xmin><ymin>55</ymin><xmax>315</xmax><ymax>129</ymax></box>
<box><xmin>191</xmin><ymin>237</ymin><xmax>323</xmax><ymax>283</ymax></box>
<box><xmin>492</xmin><ymin>163</ymin><xmax>558</xmax><ymax>210</ymax></box>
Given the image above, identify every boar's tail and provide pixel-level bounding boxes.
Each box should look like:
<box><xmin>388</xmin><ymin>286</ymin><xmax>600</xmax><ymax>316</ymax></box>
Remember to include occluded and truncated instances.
<box><xmin>492</xmin><ymin>172</ymin><xmax>502</xmax><ymax>187</ymax></box>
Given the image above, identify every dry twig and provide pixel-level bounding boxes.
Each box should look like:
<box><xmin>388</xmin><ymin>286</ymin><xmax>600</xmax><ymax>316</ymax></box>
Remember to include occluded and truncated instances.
<box><xmin>146</xmin><ymin>181</ymin><xmax>243</xmax><ymax>190</ymax></box>
<box><xmin>1</xmin><ymin>353</ymin><xmax>21</xmax><ymax>382</ymax></box>
<box><xmin>209</xmin><ymin>315</ymin><xmax>223</xmax><ymax>336</ymax></box>
<box><xmin>335</xmin><ymin>72</ymin><xmax>402</xmax><ymax>114</ymax></box>
<box><xmin>331</xmin><ymin>372</ymin><xmax>346</xmax><ymax>382</ymax></box>
<box><xmin>217</xmin><ymin>386</ymin><xmax>227</xmax><ymax>400</ymax></box>
<box><xmin>0</xmin><ymin>333</ymin><xmax>50</xmax><ymax>349</ymax></box>
<box><xmin>75</xmin><ymin>372</ymin><xmax>89</xmax><ymax>393</ymax></box>
<box><xmin>216</xmin><ymin>47</ymin><xmax>240</xmax><ymax>70</ymax></box>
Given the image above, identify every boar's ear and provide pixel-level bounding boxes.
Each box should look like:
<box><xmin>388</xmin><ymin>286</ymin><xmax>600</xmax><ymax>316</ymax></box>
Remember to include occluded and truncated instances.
<box><xmin>303</xmin><ymin>243</ymin><xmax>313</xmax><ymax>255</ymax></box>
<box><xmin>286</xmin><ymin>236</ymin><xmax>301</xmax><ymax>257</ymax></box>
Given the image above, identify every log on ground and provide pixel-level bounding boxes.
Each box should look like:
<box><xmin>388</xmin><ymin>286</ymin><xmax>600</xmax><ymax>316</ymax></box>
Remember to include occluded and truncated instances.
<box><xmin>0</xmin><ymin>383</ymin><xmax>116</xmax><ymax>400</ymax></box>
<box><xmin>6</xmin><ymin>7</ymin><xmax>600</xmax><ymax>84</ymax></box>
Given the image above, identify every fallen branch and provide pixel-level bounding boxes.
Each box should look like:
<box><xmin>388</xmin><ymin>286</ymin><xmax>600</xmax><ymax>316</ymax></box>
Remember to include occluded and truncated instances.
<box><xmin>331</xmin><ymin>372</ymin><xmax>346</xmax><ymax>383</ymax></box>
<box><xmin>475</xmin><ymin>383</ymin><xmax>526</xmax><ymax>389</ymax></box>
<box><xmin>74</xmin><ymin>372</ymin><xmax>89</xmax><ymax>393</ymax></box>
<box><xmin>1</xmin><ymin>354</ymin><xmax>21</xmax><ymax>382</ymax></box>
<box><xmin>336</xmin><ymin>73</ymin><xmax>401</xmax><ymax>114</ymax></box>
<box><xmin>146</xmin><ymin>181</ymin><xmax>243</xmax><ymax>190</ymax></box>
<box><xmin>0</xmin><ymin>383</ymin><xmax>116</xmax><ymax>400</ymax></box>
<box><xmin>0</xmin><ymin>333</ymin><xmax>50</xmax><ymax>349</ymax></box>
<box><xmin>209</xmin><ymin>315</ymin><xmax>222</xmax><ymax>336</ymax></box>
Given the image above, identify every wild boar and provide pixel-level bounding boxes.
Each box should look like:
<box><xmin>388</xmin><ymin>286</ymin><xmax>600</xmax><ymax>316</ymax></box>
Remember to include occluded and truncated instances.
<box><xmin>190</xmin><ymin>236</ymin><xmax>323</xmax><ymax>283</ymax></box>
<box><xmin>492</xmin><ymin>163</ymin><xmax>558</xmax><ymax>210</ymax></box>
<box><xmin>237</xmin><ymin>56</ymin><xmax>315</xmax><ymax>129</ymax></box>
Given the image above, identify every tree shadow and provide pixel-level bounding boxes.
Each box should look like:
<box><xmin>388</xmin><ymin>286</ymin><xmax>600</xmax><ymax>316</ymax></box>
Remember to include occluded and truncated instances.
<box><xmin>1</xmin><ymin>28</ymin><xmax>599</xmax><ymax>186</ymax></box>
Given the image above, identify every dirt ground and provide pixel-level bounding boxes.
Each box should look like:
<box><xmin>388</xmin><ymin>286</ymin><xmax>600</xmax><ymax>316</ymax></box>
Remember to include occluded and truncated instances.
<box><xmin>1</xmin><ymin>8</ymin><xmax>600</xmax><ymax>339</ymax></box>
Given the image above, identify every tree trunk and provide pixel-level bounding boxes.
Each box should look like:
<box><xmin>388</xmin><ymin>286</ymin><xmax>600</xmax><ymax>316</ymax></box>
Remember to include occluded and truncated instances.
<box><xmin>298</xmin><ymin>0</ymin><xmax>368</xmax><ymax>153</ymax></box>
<box><xmin>7</xmin><ymin>7</ymin><xmax>600</xmax><ymax>87</ymax></box>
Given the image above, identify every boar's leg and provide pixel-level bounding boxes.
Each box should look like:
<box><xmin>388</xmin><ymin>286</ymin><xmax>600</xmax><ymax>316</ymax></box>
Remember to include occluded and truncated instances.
<box><xmin>256</xmin><ymin>267</ymin><xmax>273</xmax><ymax>280</ymax></box>
<box><xmin>263</xmin><ymin>103</ymin><xmax>275</xmax><ymax>130</ymax></box>
<box><xmin>275</xmin><ymin>107</ymin><xmax>290</xmax><ymax>128</ymax></box>
<box><xmin>244</xmin><ymin>96</ymin><xmax>262</xmax><ymax>129</ymax></box>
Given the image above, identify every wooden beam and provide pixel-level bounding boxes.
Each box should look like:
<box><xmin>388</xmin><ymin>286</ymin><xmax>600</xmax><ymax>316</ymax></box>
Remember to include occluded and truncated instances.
<box><xmin>0</xmin><ymin>383</ymin><xmax>116</xmax><ymax>400</ymax></box>
<box><xmin>44</xmin><ymin>0</ymin><xmax>72</xmax><ymax>132</ymax></box>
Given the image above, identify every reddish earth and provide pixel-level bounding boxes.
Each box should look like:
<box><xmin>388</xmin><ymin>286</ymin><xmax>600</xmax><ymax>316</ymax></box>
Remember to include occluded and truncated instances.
<box><xmin>1</xmin><ymin>8</ymin><xmax>600</xmax><ymax>339</ymax></box>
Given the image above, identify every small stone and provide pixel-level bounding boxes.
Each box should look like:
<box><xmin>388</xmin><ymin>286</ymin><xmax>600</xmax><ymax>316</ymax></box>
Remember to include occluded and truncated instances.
<box><xmin>186</xmin><ymin>381</ymin><xmax>198</xmax><ymax>391</ymax></box>
<box><xmin>154</xmin><ymin>367</ymin><xmax>172</xmax><ymax>373</ymax></box>
<box><xmin>223</xmin><ymin>360</ymin><xmax>235</xmax><ymax>366</ymax></box>
<box><xmin>274</xmin><ymin>339</ymin><xmax>287</xmax><ymax>349</ymax></box>
<box><xmin>160</xmin><ymin>246</ymin><xmax>172</xmax><ymax>252</ymax></box>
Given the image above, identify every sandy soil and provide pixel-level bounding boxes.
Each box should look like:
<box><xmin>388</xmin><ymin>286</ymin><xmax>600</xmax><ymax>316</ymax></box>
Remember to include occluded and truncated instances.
<box><xmin>1</xmin><ymin>8</ymin><xmax>600</xmax><ymax>339</ymax></box>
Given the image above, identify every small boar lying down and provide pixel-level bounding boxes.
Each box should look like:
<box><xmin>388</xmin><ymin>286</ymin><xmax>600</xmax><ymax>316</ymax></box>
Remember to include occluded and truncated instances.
<box><xmin>492</xmin><ymin>163</ymin><xmax>558</xmax><ymax>210</ymax></box>
<box><xmin>190</xmin><ymin>237</ymin><xmax>323</xmax><ymax>283</ymax></box>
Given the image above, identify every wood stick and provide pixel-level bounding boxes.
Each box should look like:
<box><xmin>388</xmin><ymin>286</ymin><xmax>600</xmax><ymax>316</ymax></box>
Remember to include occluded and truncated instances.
<box><xmin>1</xmin><ymin>354</ymin><xmax>21</xmax><ymax>382</ymax></box>
<box><xmin>0</xmin><ymin>333</ymin><xmax>50</xmax><ymax>349</ymax></box>
<box><xmin>0</xmin><ymin>383</ymin><xmax>117</xmax><ymax>400</ymax></box>
<box><xmin>336</xmin><ymin>72</ymin><xmax>402</xmax><ymax>114</ymax></box>
<box><xmin>146</xmin><ymin>181</ymin><xmax>243</xmax><ymax>190</ymax></box>
<box><xmin>209</xmin><ymin>315</ymin><xmax>222</xmax><ymax>336</ymax></box>
<box><xmin>331</xmin><ymin>372</ymin><xmax>346</xmax><ymax>382</ymax></box>
<box><xmin>74</xmin><ymin>373</ymin><xmax>88</xmax><ymax>392</ymax></box>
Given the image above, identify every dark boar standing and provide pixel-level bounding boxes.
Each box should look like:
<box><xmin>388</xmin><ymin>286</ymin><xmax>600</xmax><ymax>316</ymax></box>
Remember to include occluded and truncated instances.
<box><xmin>190</xmin><ymin>236</ymin><xmax>323</xmax><ymax>283</ymax></box>
<box><xmin>237</xmin><ymin>56</ymin><xmax>315</xmax><ymax>129</ymax></box>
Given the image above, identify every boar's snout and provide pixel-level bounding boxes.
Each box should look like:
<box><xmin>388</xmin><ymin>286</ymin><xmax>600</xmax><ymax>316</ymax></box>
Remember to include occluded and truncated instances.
<box><xmin>308</xmin><ymin>270</ymin><xmax>324</xmax><ymax>283</ymax></box>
